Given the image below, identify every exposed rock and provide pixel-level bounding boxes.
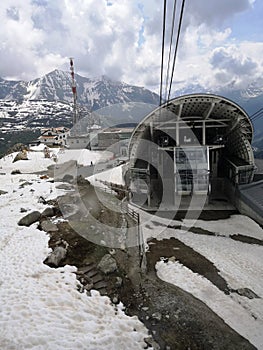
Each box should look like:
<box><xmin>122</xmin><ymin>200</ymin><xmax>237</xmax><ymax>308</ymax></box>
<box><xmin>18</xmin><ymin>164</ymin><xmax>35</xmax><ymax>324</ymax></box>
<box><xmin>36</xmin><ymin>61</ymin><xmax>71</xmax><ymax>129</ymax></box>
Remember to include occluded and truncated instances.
<box><xmin>11</xmin><ymin>169</ymin><xmax>21</xmax><ymax>175</ymax></box>
<box><xmin>20</xmin><ymin>208</ymin><xmax>27</xmax><ymax>213</ymax></box>
<box><xmin>98</xmin><ymin>254</ymin><xmax>118</xmax><ymax>274</ymax></box>
<box><xmin>115</xmin><ymin>276</ymin><xmax>123</xmax><ymax>287</ymax></box>
<box><xmin>76</xmin><ymin>175</ymin><xmax>90</xmax><ymax>186</ymax></box>
<box><xmin>55</xmin><ymin>184</ymin><xmax>73</xmax><ymax>190</ymax></box>
<box><xmin>19</xmin><ymin>181</ymin><xmax>33</xmax><ymax>188</ymax></box>
<box><xmin>18</xmin><ymin>211</ymin><xmax>41</xmax><ymax>226</ymax></box>
<box><xmin>152</xmin><ymin>312</ymin><xmax>162</xmax><ymax>321</ymax></box>
<box><xmin>13</xmin><ymin>151</ymin><xmax>28</xmax><ymax>163</ymax></box>
<box><xmin>41</xmin><ymin>207</ymin><xmax>55</xmax><ymax>217</ymax></box>
<box><xmin>235</xmin><ymin>288</ymin><xmax>260</xmax><ymax>299</ymax></box>
<box><xmin>40</xmin><ymin>220</ymin><xmax>58</xmax><ymax>232</ymax></box>
<box><xmin>44</xmin><ymin>246</ymin><xmax>67</xmax><ymax>267</ymax></box>
<box><xmin>5</xmin><ymin>143</ymin><xmax>28</xmax><ymax>156</ymax></box>
<box><xmin>84</xmin><ymin>282</ymin><xmax>94</xmax><ymax>291</ymax></box>
<box><xmin>0</xmin><ymin>190</ymin><xmax>8</xmax><ymax>195</ymax></box>
<box><xmin>62</xmin><ymin>174</ymin><xmax>74</xmax><ymax>183</ymax></box>
<box><xmin>112</xmin><ymin>296</ymin><xmax>119</xmax><ymax>304</ymax></box>
<box><xmin>38</xmin><ymin>196</ymin><xmax>47</xmax><ymax>204</ymax></box>
<box><xmin>144</xmin><ymin>337</ymin><xmax>161</xmax><ymax>350</ymax></box>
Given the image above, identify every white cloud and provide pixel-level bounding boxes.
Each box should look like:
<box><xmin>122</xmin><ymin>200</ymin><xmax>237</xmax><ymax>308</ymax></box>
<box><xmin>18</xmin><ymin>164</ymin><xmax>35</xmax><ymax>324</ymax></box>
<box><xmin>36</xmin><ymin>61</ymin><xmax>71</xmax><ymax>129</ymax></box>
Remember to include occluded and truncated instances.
<box><xmin>183</xmin><ymin>0</ymin><xmax>254</xmax><ymax>28</ymax></box>
<box><xmin>0</xmin><ymin>0</ymin><xmax>262</xmax><ymax>94</ymax></box>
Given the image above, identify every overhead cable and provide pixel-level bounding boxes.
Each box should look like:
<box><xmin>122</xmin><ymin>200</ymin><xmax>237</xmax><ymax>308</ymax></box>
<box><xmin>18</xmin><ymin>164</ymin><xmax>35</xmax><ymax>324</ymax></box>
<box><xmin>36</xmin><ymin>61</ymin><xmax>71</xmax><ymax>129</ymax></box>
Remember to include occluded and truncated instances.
<box><xmin>164</xmin><ymin>0</ymin><xmax>178</xmax><ymax>103</ymax></box>
<box><xmin>159</xmin><ymin>0</ymin><xmax>167</xmax><ymax>106</ymax></box>
<box><xmin>250</xmin><ymin>107</ymin><xmax>263</xmax><ymax>121</ymax></box>
<box><xmin>167</xmin><ymin>0</ymin><xmax>186</xmax><ymax>101</ymax></box>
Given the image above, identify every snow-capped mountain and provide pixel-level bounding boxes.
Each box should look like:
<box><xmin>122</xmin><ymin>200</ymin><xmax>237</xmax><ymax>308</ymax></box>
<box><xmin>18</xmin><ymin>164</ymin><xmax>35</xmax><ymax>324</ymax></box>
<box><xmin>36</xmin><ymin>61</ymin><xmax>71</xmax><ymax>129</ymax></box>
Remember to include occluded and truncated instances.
<box><xmin>0</xmin><ymin>70</ymin><xmax>263</xmax><ymax>155</ymax></box>
<box><xmin>0</xmin><ymin>70</ymin><xmax>159</xmax><ymax>110</ymax></box>
<box><xmin>0</xmin><ymin>99</ymin><xmax>73</xmax><ymax>131</ymax></box>
<box><xmin>0</xmin><ymin>70</ymin><xmax>160</xmax><ymax>137</ymax></box>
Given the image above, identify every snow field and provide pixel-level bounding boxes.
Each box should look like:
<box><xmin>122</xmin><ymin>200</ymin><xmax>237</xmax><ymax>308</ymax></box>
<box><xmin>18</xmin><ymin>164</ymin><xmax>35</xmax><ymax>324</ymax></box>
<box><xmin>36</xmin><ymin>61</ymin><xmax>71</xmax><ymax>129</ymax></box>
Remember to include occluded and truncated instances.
<box><xmin>0</xmin><ymin>147</ymin><xmax>112</xmax><ymax>175</ymax></box>
<box><xmin>1</xmin><ymin>148</ymin><xmax>263</xmax><ymax>349</ymax></box>
<box><xmin>88</xmin><ymin>164</ymin><xmax>125</xmax><ymax>188</ymax></box>
<box><xmin>0</xmin><ymin>151</ymin><xmax>148</xmax><ymax>350</ymax></box>
<box><xmin>156</xmin><ymin>260</ymin><xmax>263</xmax><ymax>349</ymax></box>
<box><xmin>137</xmin><ymin>198</ymin><xmax>263</xmax><ymax>348</ymax></box>
<box><xmin>183</xmin><ymin>214</ymin><xmax>263</xmax><ymax>240</ymax></box>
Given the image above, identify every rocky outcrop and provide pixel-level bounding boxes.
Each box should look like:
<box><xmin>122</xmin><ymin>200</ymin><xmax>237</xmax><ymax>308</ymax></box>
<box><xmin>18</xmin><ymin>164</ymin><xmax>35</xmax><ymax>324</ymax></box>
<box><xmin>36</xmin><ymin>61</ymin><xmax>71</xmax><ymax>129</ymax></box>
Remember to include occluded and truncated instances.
<box><xmin>11</xmin><ymin>169</ymin><xmax>21</xmax><ymax>175</ymax></box>
<box><xmin>18</xmin><ymin>211</ymin><xmax>41</xmax><ymax>226</ymax></box>
<box><xmin>62</xmin><ymin>174</ymin><xmax>74</xmax><ymax>183</ymax></box>
<box><xmin>40</xmin><ymin>220</ymin><xmax>58</xmax><ymax>232</ymax></box>
<box><xmin>75</xmin><ymin>175</ymin><xmax>90</xmax><ymax>186</ymax></box>
<box><xmin>44</xmin><ymin>246</ymin><xmax>67</xmax><ymax>267</ymax></box>
<box><xmin>98</xmin><ymin>254</ymin><xmax>118</xmax><ymax>274</ymax></box>
<box><xmin>5</xmin><ymin>143</ymin><xmax>28</xmax><ymax>156</ymax></box>
<box><xmin>235</xmin><ymin>288</ymin><xmax>260</xmax><ymax>299</ymax></box>
<box><xmin>13</xmin><ymin>151</ymin><xmax>28</xmax><ymax>163</ymax></box>
<box><xmin>19</xmin><ymin>181</ymin><xmax>33</xmax><ymax>188</ymax></box>
<box><xmin>41</xmin><ymin>207</ymin><xmax>56</xmax><ymax>218</ymax></box>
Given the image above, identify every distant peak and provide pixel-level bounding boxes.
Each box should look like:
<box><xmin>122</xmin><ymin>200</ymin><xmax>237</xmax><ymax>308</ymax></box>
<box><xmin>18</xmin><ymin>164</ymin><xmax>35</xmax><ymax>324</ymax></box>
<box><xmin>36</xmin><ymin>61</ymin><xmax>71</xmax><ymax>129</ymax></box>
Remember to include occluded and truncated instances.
<box><xmin>100</xmin><ymin>74</ymin><xmax>111</xmax><ymax>81</ymax></box>
<box><xmin>45</xmin><ymin>69</ymin><xmax>68</xmax><ymax>76</ymax></box>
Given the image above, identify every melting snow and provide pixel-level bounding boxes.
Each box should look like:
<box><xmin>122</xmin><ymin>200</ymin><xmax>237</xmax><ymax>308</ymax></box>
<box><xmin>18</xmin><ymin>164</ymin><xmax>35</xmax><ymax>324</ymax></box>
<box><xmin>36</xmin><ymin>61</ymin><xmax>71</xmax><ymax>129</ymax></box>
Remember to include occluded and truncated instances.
<box><xmin>1</xmin><ymin>148</ymin><xmax>263</xmax><ymax>349</ymax></box>
<box><xmin>0</xmin><ymin>151</ymin><xmax>148</xmax><ymax>350</ymax></box>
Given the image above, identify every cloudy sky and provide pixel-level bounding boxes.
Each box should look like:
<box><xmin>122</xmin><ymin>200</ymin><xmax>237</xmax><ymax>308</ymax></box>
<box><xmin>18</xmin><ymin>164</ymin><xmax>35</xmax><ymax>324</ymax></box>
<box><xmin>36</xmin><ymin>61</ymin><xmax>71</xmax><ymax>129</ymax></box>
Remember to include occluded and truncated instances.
<box><xmin>0</xmin><ymin>0</ymin><xmax>263</xmax><ymax>94</ymax></box>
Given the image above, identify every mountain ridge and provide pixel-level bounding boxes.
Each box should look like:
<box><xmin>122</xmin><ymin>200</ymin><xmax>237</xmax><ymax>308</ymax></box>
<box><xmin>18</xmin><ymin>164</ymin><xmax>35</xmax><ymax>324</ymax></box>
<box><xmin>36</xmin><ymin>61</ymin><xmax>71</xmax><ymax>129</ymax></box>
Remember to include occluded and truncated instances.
<box><xmin>0</xmin><ymin>69</ymin><xmax>160</xmax><ymax>110</ymax></box>
<box><xmin>0</xmin><ymin>70</ymin><xmax>262</xmax><ymax>154</ymax></box>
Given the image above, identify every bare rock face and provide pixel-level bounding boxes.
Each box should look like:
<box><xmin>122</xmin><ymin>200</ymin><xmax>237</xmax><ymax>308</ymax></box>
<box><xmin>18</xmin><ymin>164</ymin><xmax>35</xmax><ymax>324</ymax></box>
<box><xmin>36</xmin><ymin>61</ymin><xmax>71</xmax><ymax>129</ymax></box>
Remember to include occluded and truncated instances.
<box><xmin>11</xmin><ymin>169</ymin><xmax>21</xmax><ymax>175</ymax></box>
<box><xmin>75</xmin><ymin>175</ymin><xmax>90</xmax><ymax>186</ymax></box>
<box><xmin>98</xmin><ymin>254</ymin><xmax>118</xmax><ymax>274</ymax></box>
<box><xmin>62</xmin><ymin>174</ymin><xmax>74</xmax><ymax>183</ymax></box>
<box><xmin>41</xmin><ymin>207</ymin><xmax>56</xmax><ymax>218</ymax></box>
<box><xmin>5</xmin><ymin>143</ymin><xmax>28</xmax><ymax>156</ymax></box>
<box><xmin>44</xmin><ymin>246</ymin><xmax>67</xmax><ymax>267</ymax></box>
<box><xmin>0</xmin><ymin>190</ymin><xmax>8</xmax><ymax>195</ymax></box>
<box><xmin>18</xmin><ymin>211</ymin><xmax>41</xmax><ymax>227</ymax></box>
<box><xmin>13</xmin><ymin>151</ymin><xmax>28</xmax><ymax>163</ymax></box>
<box><xmin>236</xmin><ymin>288</ymin><xmax>259</xmax><ymax>299</ymax></box>
<box><xmin>40</xmin><ymin>220</ymin><xmax>58</xmax><ymax>232</ymax></box>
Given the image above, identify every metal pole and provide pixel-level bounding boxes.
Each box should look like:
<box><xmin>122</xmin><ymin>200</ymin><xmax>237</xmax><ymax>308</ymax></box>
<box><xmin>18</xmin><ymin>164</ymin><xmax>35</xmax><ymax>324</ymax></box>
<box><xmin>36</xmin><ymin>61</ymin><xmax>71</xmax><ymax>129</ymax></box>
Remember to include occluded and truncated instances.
<box><xmin>69</xmin><ymin>58</ymin><xmax>78</xmax><ymax>126</ymax></box>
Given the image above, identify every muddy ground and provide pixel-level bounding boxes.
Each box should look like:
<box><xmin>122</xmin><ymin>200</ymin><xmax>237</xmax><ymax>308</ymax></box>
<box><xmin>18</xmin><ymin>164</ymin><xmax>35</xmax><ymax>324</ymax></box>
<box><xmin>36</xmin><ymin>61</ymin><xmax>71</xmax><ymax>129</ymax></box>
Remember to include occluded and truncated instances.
<box><xmin>42</xmin><ymin>179</ymin><xmax>257</xmax><ymax>350</ymax></box>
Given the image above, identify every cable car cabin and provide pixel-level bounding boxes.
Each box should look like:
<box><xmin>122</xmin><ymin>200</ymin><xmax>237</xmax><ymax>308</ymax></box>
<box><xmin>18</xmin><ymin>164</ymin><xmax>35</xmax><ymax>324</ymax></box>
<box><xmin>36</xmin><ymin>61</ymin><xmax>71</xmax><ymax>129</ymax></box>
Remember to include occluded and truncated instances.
<box><xmin>127</xmin><ymin>94</ymin><xmax>255</xmax><ymax>210</ymax></box>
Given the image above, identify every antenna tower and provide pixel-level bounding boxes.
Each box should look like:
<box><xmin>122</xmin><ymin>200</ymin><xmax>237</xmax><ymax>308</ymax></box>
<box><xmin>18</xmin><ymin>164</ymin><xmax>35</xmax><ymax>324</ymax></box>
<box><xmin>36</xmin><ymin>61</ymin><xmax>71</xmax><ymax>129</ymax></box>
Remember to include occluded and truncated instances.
<box><xmin>69</xmin><ymin>58</ymin><xmax>78</xmax><ymax>125</ymax></box>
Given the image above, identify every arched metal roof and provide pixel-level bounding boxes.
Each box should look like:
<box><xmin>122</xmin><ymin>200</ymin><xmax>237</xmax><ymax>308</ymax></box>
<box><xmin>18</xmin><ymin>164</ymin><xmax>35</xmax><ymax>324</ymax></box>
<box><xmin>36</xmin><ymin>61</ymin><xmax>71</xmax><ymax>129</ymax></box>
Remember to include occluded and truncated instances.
<box><xmin>129</xmin><ymin>93</ymin><xmax>254</xmax><ymax>166</ymax></box>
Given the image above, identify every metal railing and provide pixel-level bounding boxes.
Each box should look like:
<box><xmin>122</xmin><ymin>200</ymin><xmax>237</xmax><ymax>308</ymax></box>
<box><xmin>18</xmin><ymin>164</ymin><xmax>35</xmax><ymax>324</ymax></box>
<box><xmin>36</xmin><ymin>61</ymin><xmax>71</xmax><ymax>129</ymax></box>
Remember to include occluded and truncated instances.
<box><xmin>95</xmin><ymin>178</ymin><xmax>147</xmax><ymax>272</ymax></box>
<box><xmin>121</xmin><ymin>199</ymin><xmax>146</xmax><ymax>273</ymax></box>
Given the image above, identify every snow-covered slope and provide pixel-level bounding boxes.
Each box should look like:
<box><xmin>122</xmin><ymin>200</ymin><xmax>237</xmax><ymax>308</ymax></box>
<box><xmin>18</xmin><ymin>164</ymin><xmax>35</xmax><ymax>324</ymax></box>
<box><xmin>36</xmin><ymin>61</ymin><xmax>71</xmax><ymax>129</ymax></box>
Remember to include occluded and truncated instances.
<box><xmin>0</xmin><ymin>70</ymin><xmax>159</xmax><ymax>133</ymax></box>
<box><xmin>0</xmin><ymin>99</ymin><xmax>73</xmax><ymax>131</ymax></box>
<box><xmin>0</xmin><ymin>150</ymin><xmax>149</xmax><ymax>350</ymax></box>
<box><xmin>1</xmin><ymin>148</ymin><xmax>263</xmax><ymax>348</ymax></box>
<box><xmin>0</xmin><ymin>70</ymin><xmax>159</xmax><ymax>110</ymax></box>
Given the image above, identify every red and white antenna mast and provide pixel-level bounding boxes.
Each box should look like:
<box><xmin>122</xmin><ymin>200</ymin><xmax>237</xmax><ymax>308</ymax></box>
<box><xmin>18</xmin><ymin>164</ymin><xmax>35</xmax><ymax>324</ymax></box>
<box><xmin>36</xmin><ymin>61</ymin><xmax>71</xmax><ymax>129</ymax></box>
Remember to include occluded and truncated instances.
<box><xmin>69</xmin><ymin>57</ymin><xmax>78</xmax><ymax>125</ymax></box>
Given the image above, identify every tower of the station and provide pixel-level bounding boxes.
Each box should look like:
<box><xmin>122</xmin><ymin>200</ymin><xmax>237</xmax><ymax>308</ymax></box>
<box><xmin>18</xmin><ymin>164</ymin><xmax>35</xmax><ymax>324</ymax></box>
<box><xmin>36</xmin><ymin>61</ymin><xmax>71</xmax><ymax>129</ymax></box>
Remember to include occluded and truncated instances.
<box><xmin>69</xmin><ymin>58</ymin><xmax>78</xmax><ymax>125</ymax></box>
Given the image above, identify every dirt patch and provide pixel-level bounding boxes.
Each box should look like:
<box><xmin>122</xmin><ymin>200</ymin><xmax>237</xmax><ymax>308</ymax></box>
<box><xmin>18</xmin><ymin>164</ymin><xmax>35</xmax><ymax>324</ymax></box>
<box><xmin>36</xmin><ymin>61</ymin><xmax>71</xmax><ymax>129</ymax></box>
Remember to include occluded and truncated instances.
<box><xmin>121</xmin><ymin>277</ymin><xmax>255</xmax><ymax>350</ymax></box>
<box><xmin>150</xmin><ymin>210</ymin><xmax>239</xmax><ymax>221</ymax></box>
<box><xmin>230</xmin><ymin>234</ymin><xmax>263</xmax><ymax>246</ymax></box>
<box><xmin>146</xmin><ymin>237</ymin><xmax>230</xmax><ymax>293</ymax></box>
<box><xmin>42</xmin><ymin>182</ymin><xmax>256</xmax><ymax>350</ymax></box>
